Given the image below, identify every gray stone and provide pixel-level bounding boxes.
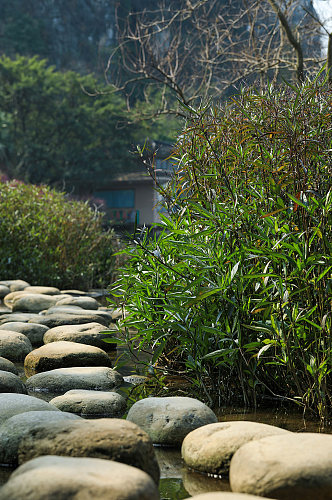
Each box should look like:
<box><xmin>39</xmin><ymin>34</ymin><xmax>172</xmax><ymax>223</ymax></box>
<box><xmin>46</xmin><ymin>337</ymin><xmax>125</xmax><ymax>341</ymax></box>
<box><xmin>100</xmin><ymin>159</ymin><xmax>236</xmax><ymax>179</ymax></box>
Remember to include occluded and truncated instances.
<box><xmin>0</xmin><ymin>455</ymin><xmax>159</xmax><ymax>500</ymax></box>
<box><xmin>17</xmin><ymin>418</ymin><xmax>160</xmax><ymax>484</ymax></box>
<box><xmin>182</xmin><ymin>421</ymin><xmax>290</xmax><ymax>475</ymax></box>
<box><xmin>50</xmin><ymin>389</ymin><xmax>127</xmax><ymax>418</ymax></box>
<box><xmin>43</xmin><ymin>306</ymin><xmax>113</xmax><ymax>322</ymax></box>
<box><xmin>0</xmin><ymin>313</ymin><xmax>42</xmax><ymax>325</ymax></box>
<box><xmin>55</xmin><ymin>296</ymin><xmax>99</xmax><ymax>310</ymax></box>
<box><xmin>0</xmin><ymin>285</ymin><xmax>10</xmax><ymax>299</ymax></box>
<box><xmin>127</xmin><ymin>396</ymin><xmax>218</xmax><ymax>446</ymax></box>
<box><xmin>43</xmin><ymin>322</ymin><xmax>115</xmax><ymax>350</ymax></box>
<box><xmin>0</xmin><ymin>357</ymin><xmax>18</xmax><ymax>375</ymax></box>
<box><xmin>0</xmin><ymin>322</ymin><xmax>49</xmax><ymax>346</ymax></box>
<box><xmin>23</xmin><ymin>286</ymin><xmax>61</xmax><ymax>295</ymax></box>
<box><xmin>0</xmin><ymin>370</ymin><xmax>27</xmax><ymax>394</ymax></box>
<box><xmin>3</xmin><ymin>291</ymin><xmax>29</xmax><ymax>308</ymax></box>
<box><xmin>0</xmin><ymin>280</ymin><xmax>30</xmax><ymax>292</ymax></box>
<box><xmin>0</xmin><ymin>330</ymin><xmax>32</xmax><ymax>361</ymax></box>
<box><xmin>189</xmin><ymin>494</ymin><xmax>273</xmax><ymax>499</ymax></box>
<box><xmin>11</xmin><ymin>294</ymin><xmax>64</xmax><ymax>313</ymax></box>
<box><xmin>0</xmin><ymin>410</ymin><xmax>81</xmax><ymax>465</ymax></box>
<box><xmin>29</xmin><ymin>312</ymin><xmax>109</xmax><ymax>328</ymax></box>
<box><xmin>24</xmin><ymin>341</ymin><xmax>112</xmax><ymax>377</ymax></box>
<box><xmin>26</xmin><ymin>366</ymin><xmax>123</xmax><ymax>394</ymax></box>
<box><xmin>0</xmin><ymin>393</ymin><xmax>58</xmax><ymax>426</ymax></box>
<box><xmin>60</xmin><ymin>289</ymin><xmax>88</xmax><ymax>296</ymax></box>
<box><xmin>0</xmin><ymin>305</ymin><xmax>11</xmax><ymax>315</ymax></box>
<box><xmin>230</xmin><ymin>432</ymin><xmax>332</xmax><ymax>499</ymax></box>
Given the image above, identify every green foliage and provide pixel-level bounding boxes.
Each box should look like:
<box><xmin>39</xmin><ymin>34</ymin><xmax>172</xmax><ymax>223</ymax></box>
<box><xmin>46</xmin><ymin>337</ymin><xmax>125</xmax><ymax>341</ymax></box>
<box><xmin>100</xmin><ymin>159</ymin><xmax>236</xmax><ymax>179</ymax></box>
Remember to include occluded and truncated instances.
<box><xmin>0</xmin><ymin>55</ymin><xmax>142</xmax><ymax>189</ymax></box>
<box><xmin>110</xmin><ymin>73</ymin><xmax>332</xmax><ymax>417</ymax></box>
<box><xmin>0</xmin><ymin>180</ymin><xmax>116</xmax><ymax>289</ymax></box>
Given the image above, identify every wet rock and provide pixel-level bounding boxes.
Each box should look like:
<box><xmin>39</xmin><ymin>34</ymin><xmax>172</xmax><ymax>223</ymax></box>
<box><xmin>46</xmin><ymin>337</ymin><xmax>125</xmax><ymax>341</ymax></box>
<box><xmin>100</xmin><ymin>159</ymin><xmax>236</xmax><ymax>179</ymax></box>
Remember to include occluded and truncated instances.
<box><xmin>24</xmin><ymin>341</ymin><xmax>112</xmax><ymax>377</ymax></box>
<box><xmin>182</xmin><ymin>421</ymin><xmax>290</xmax><ymax>475</ymax></box>
<box><xmin>55</xmin><ymin>296</ymin><xmax>99</xmax><ymax>310</ymax></box>
<box><xmin>29</xmin><ymin>312</ymin><xmax>109</xmax><ymax>328</ymax></box>
<box><xmin>0</xmin><ymin>393</ymin><xmax>58</xmax><ymax>426</ymax></box>
<box><xmin>50</xmin><ymin>389</ymin><xmax>127</xmax><ymax>418</ymax></box>
<box><xmin>0</xmin><ymin>322</ymin><xmax>49</xmax><ymax>346</ymax></box>
<box><xmin>230</xmin><ymin>432</ymin><xmax>332</xmax><ymax>499</ymax></box>
<box><xmin>0</xmin><ymin>280</ymin><xmax>30</xmax><ymax>292</ymax></box>
<box><xmin>189</xmin><ymin>494</ymin><xmax>273</xmax><ymax>499</ymax></box>
<box><xmin>11</xmin><ymin>294</ymin><xmax>64</xmax><ymax>313</ymax></box>
<box><xmin>0</xmin><ymin>455</ymin><xmax>159</xmax><ymax>500</ymax></box>
<box><xmin>0</xmin><ymin>371</ymin><xmax>27</xmax><ymax>394</ymax></box>
<box><xmin>0</xmin><ymin>285</ymin><xmax>10</xmax><ymax>299</ymax></box>
<box><xmin>43</xmin><ymin>322</ymin><xmax>115</xmax><ymax>350</ymax></box>
<box><xmin>127</xmin><ymin>396</ymin><xmax>218</xmax><ymax>446</ymax></box>
<box><xmin>23</xmin><ymin>286</ymin><xmax>61</xmax><ymax>295</ymax></box>
<box><xmin>0</xmin><ymin>410</ymin><xmax>81</xmax><ymax>465</ymax></box>
<box><xmin>17</xmin><ymin>418</ymin><xmax>160</xmax><ymax>484</ymax></box>
<box><xmin>26</xmin><ymin>366</ymin><xmax>123</xmax><ymax>394</ymax></box>
<box><xmin>0</xmin><ymin>330</ymin><xmax>32</xmax><ymax>361</ymax></box>
<box><xmin>0</xmin><ymin>356</ymin><xmax>18</xmax><ymax>375</ymax></box>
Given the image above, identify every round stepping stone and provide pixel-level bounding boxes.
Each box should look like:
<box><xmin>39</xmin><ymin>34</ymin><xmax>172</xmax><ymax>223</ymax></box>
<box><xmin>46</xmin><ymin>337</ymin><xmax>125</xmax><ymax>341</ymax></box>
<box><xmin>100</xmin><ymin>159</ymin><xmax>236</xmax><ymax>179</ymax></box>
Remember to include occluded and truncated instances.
<box><xmin>0</xmin><ymin>455</ymin><xmax>159</xmax><ymax>500</ymax></box>
<box><xmin>0</xmin><ymin>410</ymin><xmax>81</xmax><ymax>465</ymax></box>
<box><xmin>189</xmin><ymin>494</ymin><xmax>271</xmax><ymax>499</ymax></box>
<box><xmin>17</xmin><ymin>418</ymin><xmax>160</xmax><ymax>484</ymax></box>
<box><xmin>0</xmin><ymin>313</ymin><xmax>42</xmax><ymax>324</ymax></box>
<box><xmin>26</xmin><ymin>366</ymin><xmax>123</xmax><ymax>394</ymax></box>
<box><xmin>230</xmin><ymin>432</ymin><xmax>332</xmax><ymax>499</ymax></box>
<box><xmin>0</xmin><ymin>356</ymin><xmax>18</xmax><ymax>375</ymax></box>
<box><xmin>0</xmin><ymin>393</ymin><xmax>58</xmax><ymax>426</ymax></box>
<box><xmin>23</xmin><ymin>286</ymin><xmax>60</xmax><ymax>295</ymax></box>
<box><xmin>0</xmin><ymin>370</ymin><xmax>27</xmax><ymax>394</ymax></box>
<box><xmin>29</xmin><ymin>312</ymin><xmax>109</xmax><ymax>328</ymax></box>
<box><xmin>182</xmin><ymin>421</ymin><xmax>291</xmax><ymax>475</ymax></box>
<box><xmin>11</xmin><ymin>293</ymin><xmax>64</xmax><ymax>313</ymax></box>
<box><xmin>0</xmin><ymin>280</ymin><xmax>30</xmax><ymax>291</ymax></box>
<box><xmin>24</xmin><ymin>341</ymin><xmax>112</xmax><ymax>377</ymax></box>
<box><xmin>43</xmin><ymin>322</ymin><xmax>115</xmax><ymax>350</ymax></box>
<box><xmin>0</xmin><ymin>284</ymin><xmax>10</xmax><ymax>298</ymax></box>
<box><xmin>127</xmin><ymin>396</ymin><xmax>218</xmax><ymax>446</ymax></box>
<box><xmin>43</xmin><ymin>307</ymin><xmax>113</xmax><ymax>321</ymax></box>
<box><xmin>0</xmin><ymin>322</ymin><xmax>49</xmax><ymax>346</ymax></box>
<box><xmin>55</xmin><ymin>296</ymin><xmax>99</xmax><ymax>310</ymax></box>
<box><xmin>60</xmin><ymin>289</ymin><xmax>88</xmax><ymax>296</ymax></box>
<box><xmin>0</xmin><ymin>330</ymin><xmax>32</xmax><ymax>361</ymax></box>
<box><xmin>50</xmin><ymin>389</ymin><xmax>127</xmax><ymax>418</ymax></box>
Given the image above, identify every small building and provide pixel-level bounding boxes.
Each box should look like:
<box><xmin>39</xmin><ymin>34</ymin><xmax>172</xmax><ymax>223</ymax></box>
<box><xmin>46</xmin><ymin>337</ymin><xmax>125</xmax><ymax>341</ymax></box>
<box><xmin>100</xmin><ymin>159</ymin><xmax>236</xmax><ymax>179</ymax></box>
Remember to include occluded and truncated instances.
<box><xmin>93</xmin><ymin>141</ymin><xmax>174</xmax><ymax>229</ymax></box>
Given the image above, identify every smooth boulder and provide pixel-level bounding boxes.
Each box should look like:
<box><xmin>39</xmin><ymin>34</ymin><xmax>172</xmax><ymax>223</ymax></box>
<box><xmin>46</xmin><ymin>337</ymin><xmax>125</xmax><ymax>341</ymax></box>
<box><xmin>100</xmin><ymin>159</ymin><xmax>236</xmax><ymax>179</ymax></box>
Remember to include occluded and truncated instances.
<box><xmin>230</xmin><ymin>432</ymin><xmax>332</xmax><ymax>499</ymax></box>
<box><xmin>26</xmin><ymin>366</ymin><xmax>123</xmax><ymax>394</ymax></box>
<box><xmin>0</xmin><ymin>370</ymin><xmax>27</xmax><ymax>394</ymax></box>
<box><xmin>50</xmin><ymin>389</ymin><xmax>127</xmax><ymax>418</ymax></box>
<box><xmin>0</xmin><ymin>330</ymin><xmax>32</xmax><ymax>361</ymax></box>
<box><xmin>17</xmin><ymin>418</ymin><xmax>160</xmax><ymax>484</ymax></box>
<box><xmin>24</xmin><ymin>341</ymin><xmax>112</xmax><ymax>377</ymax></box>
<box><xmin>29</xmin><ymin>312</ymin><xmax>109</xmax><ymax>328</ymax></box>
<box><xmin>55</xmin><ymin>296</ymin><xmax>99</xmax><ymax>310</ymax></box>
<box><xmin>0</xmin><ymin>393</ymin><xmax>58</xmax><ymax>426</ymax></box>
<box><xmin>0</xmin><ymin>322</ymin><xmax>48</xmax><ymax>346</ymax></box>
<box><xmin>11</xmin><ymin>294</ymin><xmax>64</xmax><ymax>313</ymax></box>
<box><xmin>0</xmin><ymin>410</ymin><xmax>81</xmax><ymax>465</ymax></box>
<box><xmin>0</xmin><ymin>356</ymin><xmax>18</xmax><ymax>375</ymax></box>
<box><xmin>127</xmin><ymin>396</ymin><xmax>218</xmax><ymax>445</ymax></box>
<box><xmin>189</xmin><ymin>494</ymin><xmax>273</xmax><ymax>499</ymax></box>
<box><xmin>182</xmin><ymin>421</ymin><xmax>290</xmax><ymax>474</ymax></box>
<box><xmin>0</xmin><ymin>455</ymin><xmax>159</xmax><ymax>500</ymax></box>
<box><xmin>43</xmin><ymin>322</ymin><xmax>115</xmax><ymax>350</ymax></box>
<box><xmin>0</xmin><ymin>280</ymin><xmax>30</xmax><ymax>292</ymax></box>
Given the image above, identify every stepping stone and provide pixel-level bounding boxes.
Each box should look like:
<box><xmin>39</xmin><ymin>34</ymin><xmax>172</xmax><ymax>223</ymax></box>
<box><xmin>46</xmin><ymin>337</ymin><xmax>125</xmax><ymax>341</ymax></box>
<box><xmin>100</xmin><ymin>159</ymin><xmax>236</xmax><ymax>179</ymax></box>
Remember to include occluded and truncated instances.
<box><xmin>43</xmin><ymin>322</ymin><xmax>115</xmax><ymax>350</ymax></box>
<box><xmin>0</xmin><ymin>330</ymin><xmax>32</xmax><ymax>361</ymax></box>
<box><xmin>55</xmin><ymin>296</ymin><xmax>99</xmax><ymax>310</ymax></box>
<box><xmin>0</xmin><ymin>410</ymin><xmax>81</xmax><ymax>465</ymax></box>
<box><xmin>189</xmin><ymin>494</ymin><xmax>271</xmax><ymax>499</ymax></box>
<box><xmin>182</xmin><ymin>421</ymin><xmax>291</xmax><ymax>475</ymax></box>
<box><xmin>0</xmin><ymin>280</ymin><xmax>30</xmax><ymax>291</ymax></box>
<box><xmin>0</xmin><ymin>455</ymin><xmax>159</xmax><ymax>500</ymax></box>
<box><xmin>127</xmin><ymin>396</ymin><xmax>218</xmax><ymax>446</ymax></box>
<box><xmin>0</xmin><ymin>356</ymin><xmax>19</xmax><ymax>375</ymax></box>
<box><xmin>0</xmin><ymin>313</ymin><xmax>42</xmax><ymax>325</ymax></box>
<box><xmin>60</xmin><ymin>289</ymin><xmax>88</xmax><ymax>296</ymax></box>
<box><xmin>16</xmin><ymin>418</ymin><xmax>160</xmax><ymax>484</ymax></box>
<box><xmin>0</xmin><ymin>393</ymin><xmax>58</xmax><ymax>426</ymax></box>
<box><xmin>23</xmin><ymin>286</ymin><xmax>61</xmax><ymax>295</ymax></box>
<box><xmin>50</xmin><ymin>389</ymin><xmax>127</xmax><ymax>418</ymax></box>
<box><xmin>230</xmin><ymin>432</ymin><xmax>332</xmax><ymax>499</ymax></box>
<box><xmin>29</xmin><ymin>312</ymin><xmax>110</xmax><ymax>328</ymax></box>
<box><xmin>0</xmin><ymin>305</ymin><xmax>11</xmax><ymax>315</ymax></box>
<box><xmin>0</xmin><ymin>284</ymin><xmax>10</xmax><ymax>298</ymax></box>
<box><xmin>0</xmin><ymin>322</ymin><xmax>49</xmax><ymax>346</ymax></box>
<box><xmin>11</xmin><ymin>293</ymin><xmax>66</xmax><ymax>313</ymax></box>
<box><xmin>26</xmin><ymin>366</ymin><xmax>123</xmax><ymax>394</ymax></box>
<box><xmin>24</xmin><ymin>341</ymin><xmax>112</xmax><ymax>377</ymax></box>
<box><xmin>43</xmin><ymin>306</ymin><xmax>113</xmax><ymax>322</ymax></box>
<box><xmin>0</xmin><ymin>370</ymin><xmax>27</xmax><ymax>394</ymax></box>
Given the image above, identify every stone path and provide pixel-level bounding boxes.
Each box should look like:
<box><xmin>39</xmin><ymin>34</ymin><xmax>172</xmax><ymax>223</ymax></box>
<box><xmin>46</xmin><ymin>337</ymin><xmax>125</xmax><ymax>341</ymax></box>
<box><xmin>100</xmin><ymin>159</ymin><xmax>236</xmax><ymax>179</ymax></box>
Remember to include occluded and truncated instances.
<box><xmin>0</xmin><ymin>279</ymin><xmax>332</xmax><ymax>499</ymax></box>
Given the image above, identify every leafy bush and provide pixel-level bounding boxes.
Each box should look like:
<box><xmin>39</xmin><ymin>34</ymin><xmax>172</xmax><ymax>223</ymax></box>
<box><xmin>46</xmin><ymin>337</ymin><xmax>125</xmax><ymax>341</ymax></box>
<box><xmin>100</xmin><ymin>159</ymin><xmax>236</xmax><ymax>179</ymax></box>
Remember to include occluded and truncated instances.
<box><xmin>0</xmin><ymin>180</ymin><xmax>116</xmax><ymax>289</ymax></box>
<box><xmin>111</xmin><ymin>72</ymin><xmax>332</xmax><ymax>418</ymax></box>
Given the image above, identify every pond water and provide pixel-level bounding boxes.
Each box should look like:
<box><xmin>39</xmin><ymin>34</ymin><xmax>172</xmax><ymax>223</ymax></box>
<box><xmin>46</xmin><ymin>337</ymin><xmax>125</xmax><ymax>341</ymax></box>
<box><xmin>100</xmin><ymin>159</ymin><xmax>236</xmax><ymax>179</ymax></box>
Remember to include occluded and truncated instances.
<box><xmin>1</xmin><ymin>350</ymin><xmax>331</xmax><ymax>499</ymax></box>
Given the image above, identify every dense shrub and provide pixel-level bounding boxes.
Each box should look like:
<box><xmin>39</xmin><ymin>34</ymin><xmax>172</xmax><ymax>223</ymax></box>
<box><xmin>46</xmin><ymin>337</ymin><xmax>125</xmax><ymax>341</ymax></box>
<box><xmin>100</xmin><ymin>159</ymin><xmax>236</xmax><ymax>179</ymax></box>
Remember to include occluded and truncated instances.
<box><xmin>111</xmin><ymin>73</ymin><xmax>331</xmax><ymax>418</ymax></box>
<box><xmin>0</xmin><ymin>181</ymin><xmax>116</xmax><ymax>289</ymax></box>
